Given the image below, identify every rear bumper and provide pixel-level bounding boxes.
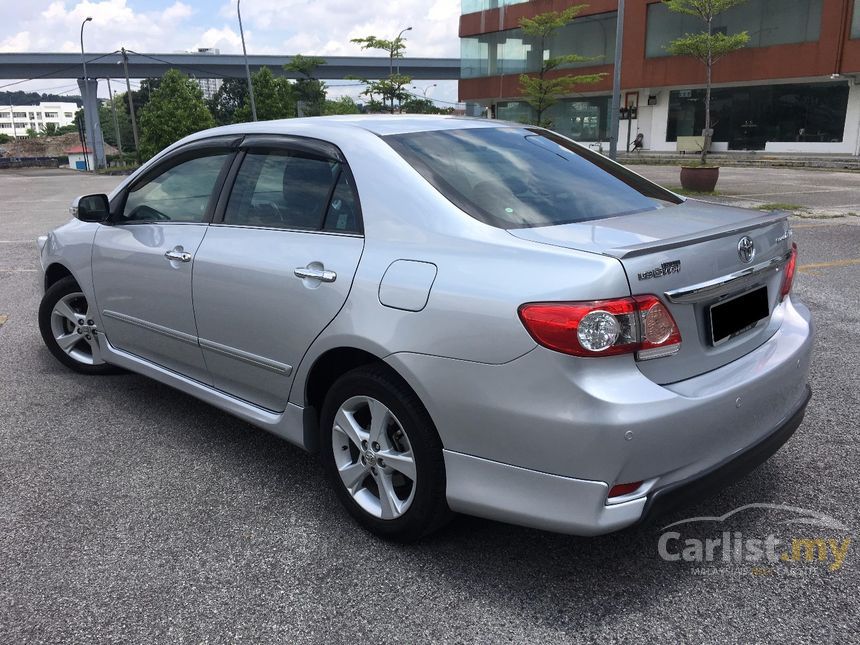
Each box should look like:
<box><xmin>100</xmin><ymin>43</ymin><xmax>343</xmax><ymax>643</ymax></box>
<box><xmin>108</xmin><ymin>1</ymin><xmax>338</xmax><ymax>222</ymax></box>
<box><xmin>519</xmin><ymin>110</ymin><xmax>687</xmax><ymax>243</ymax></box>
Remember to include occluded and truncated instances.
<box><xmin>389</xmin><ymin>297</ymin><xmax>813</xmax><ymax>535</ymax></box>
<box><xmin>639</xmin><ymin>383</ymin><xmax>811</xmax><ymax>524</ymax></box>
<box><xmin>442</xmin><ymin>384</ymin><xmax>810</xmax><ymax>536</ymax></box>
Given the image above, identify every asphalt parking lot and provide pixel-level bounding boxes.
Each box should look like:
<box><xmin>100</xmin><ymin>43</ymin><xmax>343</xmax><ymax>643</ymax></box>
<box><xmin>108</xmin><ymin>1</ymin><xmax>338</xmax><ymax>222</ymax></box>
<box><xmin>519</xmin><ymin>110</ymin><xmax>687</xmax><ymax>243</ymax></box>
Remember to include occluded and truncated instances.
<box><xmin>1</xmin><ymin>167</ymin><xmax>858</xmax><ymax>643</ymax></box>
<box><xmin>635</xmin><ymin>164</ymin><xmax>860</xmax><ymax>216</ymax></box>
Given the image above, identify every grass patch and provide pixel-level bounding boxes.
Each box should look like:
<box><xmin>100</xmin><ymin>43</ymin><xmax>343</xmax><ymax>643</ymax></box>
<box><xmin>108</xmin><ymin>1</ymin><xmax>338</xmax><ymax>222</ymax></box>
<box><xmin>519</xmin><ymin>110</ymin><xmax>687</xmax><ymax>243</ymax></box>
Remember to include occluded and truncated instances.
<box><xmin>669</xmin><ymin>186</ymin><xmax>725</xmax><ymax>197</ymax></box>
<box><xmin>755</xmin><ymin>203</ymin><xmax>808</xmax><ymax>212</ymax></box>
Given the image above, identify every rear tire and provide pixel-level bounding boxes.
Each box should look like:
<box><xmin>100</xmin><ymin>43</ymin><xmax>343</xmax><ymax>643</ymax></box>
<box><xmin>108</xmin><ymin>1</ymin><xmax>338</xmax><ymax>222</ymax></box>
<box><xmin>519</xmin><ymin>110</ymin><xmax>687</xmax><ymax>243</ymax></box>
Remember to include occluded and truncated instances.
<box><xmin>319</xmin><ymin>365</ymin><xmax>451</xmax><ymax>542</ymax></box>
<box><xmin>38</xmin><ymin>276</ymin><xmax>120</xmax><ymax>375</ymax></box>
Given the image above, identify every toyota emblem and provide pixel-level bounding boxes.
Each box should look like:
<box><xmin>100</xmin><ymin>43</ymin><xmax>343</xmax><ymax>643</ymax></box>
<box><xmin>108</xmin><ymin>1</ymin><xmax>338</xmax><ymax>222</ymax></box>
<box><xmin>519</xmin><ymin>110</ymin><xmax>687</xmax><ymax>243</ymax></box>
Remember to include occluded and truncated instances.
<box><xmin>737</xmin><ymin>236</ymin><xmax>755</xmax><ymax>264</ymax></box>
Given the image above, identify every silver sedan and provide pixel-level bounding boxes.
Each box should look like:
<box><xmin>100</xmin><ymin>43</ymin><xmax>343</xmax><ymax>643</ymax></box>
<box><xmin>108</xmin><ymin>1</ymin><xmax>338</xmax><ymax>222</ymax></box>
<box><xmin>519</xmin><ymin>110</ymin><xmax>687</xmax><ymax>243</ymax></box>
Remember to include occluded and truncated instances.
<box><xmin>37</xmin><ymin>116</ymin><xmax>813</xmax><ymax>541</ymax></box>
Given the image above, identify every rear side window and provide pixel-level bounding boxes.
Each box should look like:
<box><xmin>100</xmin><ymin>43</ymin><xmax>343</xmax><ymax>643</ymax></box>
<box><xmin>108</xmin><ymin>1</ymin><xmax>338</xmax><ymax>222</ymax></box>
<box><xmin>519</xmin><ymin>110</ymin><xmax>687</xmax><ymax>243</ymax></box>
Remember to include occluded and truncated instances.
<box><xmin>385</xmin><ymin>127</ymin><xmax>682</xmax><ymax>229</ymax></box>
<box><xmin>225</xmin><ymin>150</ymin><xmax>359</xmax><ymax>231</ymax></box>
<box><xmin>121</xmin><ymin>152</ymin><xmax>230</xmax><ymax>223</ymax></box>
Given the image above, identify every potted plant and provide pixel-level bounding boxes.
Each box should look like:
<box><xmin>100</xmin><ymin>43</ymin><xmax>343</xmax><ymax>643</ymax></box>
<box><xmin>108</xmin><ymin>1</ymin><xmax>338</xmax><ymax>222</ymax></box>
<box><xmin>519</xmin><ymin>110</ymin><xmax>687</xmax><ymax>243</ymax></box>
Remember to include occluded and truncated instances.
<box><xmin>665</xmin><ymin>0</ymin><xmax>750</xmax><ymax>192</ymax></box>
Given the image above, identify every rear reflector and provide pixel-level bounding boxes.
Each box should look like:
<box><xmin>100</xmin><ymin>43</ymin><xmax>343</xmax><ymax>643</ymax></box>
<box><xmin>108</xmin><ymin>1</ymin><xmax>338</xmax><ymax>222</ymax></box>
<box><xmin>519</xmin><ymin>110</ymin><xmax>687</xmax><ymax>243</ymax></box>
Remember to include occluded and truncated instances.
<box><xmin>518</xmin><ymin>295</ymin><xmax>681</xmax><ymax>359</ymax></box>
<box><xmin>780</xmin><ymin>242</ymin><xmax>798</xmax><ymax>301</ymax></box>
<box><xmin>608</xmin><ymin>481</ymin><xmax>643</xmax><ymax>498</ymax></box>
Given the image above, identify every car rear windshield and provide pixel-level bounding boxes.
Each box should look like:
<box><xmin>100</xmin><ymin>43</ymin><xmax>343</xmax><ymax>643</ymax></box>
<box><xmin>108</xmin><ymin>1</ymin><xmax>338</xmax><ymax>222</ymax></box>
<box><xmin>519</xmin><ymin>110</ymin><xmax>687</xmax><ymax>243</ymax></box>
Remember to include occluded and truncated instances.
<box><xmin>385</xmin><ymin>127</ymin><xmax>682</xmax><ymax>229</ymax></box>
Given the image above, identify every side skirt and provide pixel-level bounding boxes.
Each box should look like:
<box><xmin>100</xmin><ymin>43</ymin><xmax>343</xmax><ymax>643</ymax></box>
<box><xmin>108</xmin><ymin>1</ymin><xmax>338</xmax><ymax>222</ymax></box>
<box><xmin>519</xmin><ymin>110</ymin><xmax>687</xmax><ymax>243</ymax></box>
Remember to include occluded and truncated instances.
<box><xmin>99</xmin><ymin>335</ymin><xmax>307</xmax><ymax>449</ymax></box>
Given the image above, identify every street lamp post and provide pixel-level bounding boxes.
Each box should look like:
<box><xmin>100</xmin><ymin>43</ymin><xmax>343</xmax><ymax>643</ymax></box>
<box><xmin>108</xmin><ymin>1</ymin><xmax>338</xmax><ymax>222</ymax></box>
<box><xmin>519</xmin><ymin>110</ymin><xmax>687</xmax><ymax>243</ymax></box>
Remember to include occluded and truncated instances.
<box><xmin>79</xmin><ymin>16</ymin><xmax>93</xmax><ymax>171</ymax></box>
<box><xmin>237</xmin><ymin>0</ymin><xmax>257</xmax><ymax>121</ymax></box>
<box><xmin>393</xmin><ymin>26</ymin><xmax>412</xmax><ymax>76</ymax></box>
<box><xmin>80</xmin><ymin>17</ymin><xmax>92</xmax><ymax>79</ymax></box>
<box><xmin>389</xmin><ymin>26</ymin><xmax>412</xmax><ymax>114</ymax></box>
<box><xmin>608</xmin><ymin>0</ymin><xmax>625</xmax><ymax>161</ymax></box>
<box><xmin>413</xmin><ymin>83</ymin><xmax>436</xmax><ymax>98</ymax></box>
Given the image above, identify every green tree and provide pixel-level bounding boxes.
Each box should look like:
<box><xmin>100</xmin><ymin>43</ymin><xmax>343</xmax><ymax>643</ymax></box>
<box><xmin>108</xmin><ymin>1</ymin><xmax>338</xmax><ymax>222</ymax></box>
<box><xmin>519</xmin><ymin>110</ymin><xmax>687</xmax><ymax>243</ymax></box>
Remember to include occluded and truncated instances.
<box><xmin>208</xmin><ymin>78</ymin><xmax>249</xmax><ymax>125</ymax></box>
<box><xmin>235</xmin><ymin>67</ymin><xmax>294</xmax><ymax>122</ymax></box>
<box><xmin>400</xmin><ymin>96</ymin><xmax>451</xmax><ymax>114</ymax></box>
<box><xmin>285</xmin><ymin>55</ymin><xmax>327</xmax><ymax>117</ymax></box>
<box><xmin>665</xmin><ymin>0</ymin><xmax>750</xmax><ymax>164</ymax></box>
<box><xmin>350</xmin><ymin>35</ymin><xmax>412</xmax><ymax>113</ymax></box>
<box><xmin>138</xmin><ymin>69</ymin><xmax>215</xmax><ymax>160</ymax></box>
<box><xmin>518</xmin><ymin>6</ymin><xmax>606</xmax><ymax>128</ymax></box>
<box><xmin>0</xmin><ymin>133</ymin><xmax>11</xmax><ymax>144</ymax></box>
<box><xmin>323</xmin><ymin>96</ymin><xmax>361</xmax><ymax>115</ymax></box>
<box><xmin>42</xmin><ymin>123</ymin><xmax>60</xmax><ymax>136</ymax></box>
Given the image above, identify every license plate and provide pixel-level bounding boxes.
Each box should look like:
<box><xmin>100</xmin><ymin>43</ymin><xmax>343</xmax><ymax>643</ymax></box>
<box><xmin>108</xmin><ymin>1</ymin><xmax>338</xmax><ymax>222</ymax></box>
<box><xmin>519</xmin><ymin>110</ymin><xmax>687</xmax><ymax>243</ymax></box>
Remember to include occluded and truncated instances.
<box><xmin>709</xmin><ymin>286</ymin><xmax>769</xmax><ymax>346</ymax></box>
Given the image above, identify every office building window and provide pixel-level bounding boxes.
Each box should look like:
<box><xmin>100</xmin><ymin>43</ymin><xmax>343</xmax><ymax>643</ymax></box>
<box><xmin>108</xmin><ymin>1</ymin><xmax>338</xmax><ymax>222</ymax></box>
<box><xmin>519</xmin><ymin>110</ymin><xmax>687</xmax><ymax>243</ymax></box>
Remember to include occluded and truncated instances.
<box><xmin>495</xmin><ymin>96</ymin><xmax>611</xmax><ymax>142</ymax></box>
<box><xmin>646</xmin><ymin>0</ymin><xmax>822</xmax><ymax>58</ymax></box>
<box><xmin>852</xmin><ymin>0</ymin><xmax>860</xmax><ymax>38</ymax></box>
<box><xmin>462</xmin><ymin>0</ymin><xmax>528</xmax><ymax>15</ymax></box>
<box><xmin>461</xmin><ymin>12</ymin><xmax>616</xmax><ymax>78</ymax></box>
<box><xmin>666</xmin><ymin>82</ymin><xmax>849</xmax><ymax>149</ymax></box>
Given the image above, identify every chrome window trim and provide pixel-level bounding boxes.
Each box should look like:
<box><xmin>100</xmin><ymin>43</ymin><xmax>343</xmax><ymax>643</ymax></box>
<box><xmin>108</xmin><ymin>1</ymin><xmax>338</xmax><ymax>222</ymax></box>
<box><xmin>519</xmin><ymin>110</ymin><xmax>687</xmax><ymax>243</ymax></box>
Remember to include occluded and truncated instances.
<box><xmin>665</xmin><ymin>251</ymin><xmax>792</xmax><ymax>304</ymax></box>
<box><xmin>208</xmin><ymin>223</ymin><xmax>363</xmax><ymax>238</ymax></box>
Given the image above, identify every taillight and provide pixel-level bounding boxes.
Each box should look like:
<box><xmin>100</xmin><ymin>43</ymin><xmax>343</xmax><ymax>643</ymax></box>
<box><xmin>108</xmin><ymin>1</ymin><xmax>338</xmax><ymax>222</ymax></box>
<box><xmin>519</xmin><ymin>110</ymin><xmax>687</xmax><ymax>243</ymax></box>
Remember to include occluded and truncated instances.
<box><xmin>518</xmin><ymin>295</ymin><xmax>681</xmax><ymax>360</ymax></box>
<box><xmin>780</xmin><ymin>242</ymin><xmax>797</xmax><ymax>301</ymax></box>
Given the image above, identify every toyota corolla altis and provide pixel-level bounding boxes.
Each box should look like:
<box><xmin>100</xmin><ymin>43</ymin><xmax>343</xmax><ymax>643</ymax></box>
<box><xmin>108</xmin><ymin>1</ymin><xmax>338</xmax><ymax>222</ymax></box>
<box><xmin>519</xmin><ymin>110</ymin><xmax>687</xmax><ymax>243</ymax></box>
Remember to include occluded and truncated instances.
<box><xmin>37</xmin><ymin>116</ymin><xmax>812</xmax><ymax>541</ymax></box>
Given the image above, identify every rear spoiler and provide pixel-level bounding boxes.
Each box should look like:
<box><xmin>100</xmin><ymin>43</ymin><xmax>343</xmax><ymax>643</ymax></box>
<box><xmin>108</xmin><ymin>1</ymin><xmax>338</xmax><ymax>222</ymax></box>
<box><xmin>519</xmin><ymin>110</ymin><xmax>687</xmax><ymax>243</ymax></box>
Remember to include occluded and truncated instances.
<box><xmin>606</xmin><ymin>210</ymin><xmax>790</xmax><ymax>259</ymax></box>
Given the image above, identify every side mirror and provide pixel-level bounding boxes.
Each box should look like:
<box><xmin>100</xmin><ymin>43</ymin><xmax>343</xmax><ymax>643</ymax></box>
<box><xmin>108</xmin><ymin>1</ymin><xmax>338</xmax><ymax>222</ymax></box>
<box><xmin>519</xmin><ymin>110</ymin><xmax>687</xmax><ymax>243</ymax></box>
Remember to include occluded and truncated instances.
<box><xmin>71</xmin><ymin>194</ymin><xmax>110</xmax><ymax>223</ymax></box>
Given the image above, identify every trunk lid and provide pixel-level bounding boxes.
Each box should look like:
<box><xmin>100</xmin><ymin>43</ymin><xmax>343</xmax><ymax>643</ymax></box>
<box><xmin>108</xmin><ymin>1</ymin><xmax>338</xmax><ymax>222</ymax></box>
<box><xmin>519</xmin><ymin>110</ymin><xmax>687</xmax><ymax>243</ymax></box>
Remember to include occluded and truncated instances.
<box><xmin>508</xmin><ymin>200</ymin><xmax>794</xmax><ymax>384</ymax></box>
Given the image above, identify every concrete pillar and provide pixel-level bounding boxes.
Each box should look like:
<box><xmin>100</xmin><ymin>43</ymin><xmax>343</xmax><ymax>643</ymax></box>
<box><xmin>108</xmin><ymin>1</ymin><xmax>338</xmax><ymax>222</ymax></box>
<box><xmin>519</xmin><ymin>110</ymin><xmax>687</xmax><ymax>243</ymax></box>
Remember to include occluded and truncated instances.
<box><xmin>77</xmin><ymin>78</ymin><xmax>106</xmax><ymax>169</ymax></box>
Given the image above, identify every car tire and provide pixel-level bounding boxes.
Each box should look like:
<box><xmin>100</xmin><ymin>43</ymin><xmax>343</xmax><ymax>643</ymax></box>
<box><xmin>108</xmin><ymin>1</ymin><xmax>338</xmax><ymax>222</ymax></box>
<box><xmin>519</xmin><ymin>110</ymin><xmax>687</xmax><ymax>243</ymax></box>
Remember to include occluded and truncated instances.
<box><xmin>320</xmin><ymin>364</ymin><xmax>451</xmax><ymax>542</ymax></box>
<box><xmin>38</xmin><ymin>276</ymin><xmax>121</xmax><ymax>375</ymax></box>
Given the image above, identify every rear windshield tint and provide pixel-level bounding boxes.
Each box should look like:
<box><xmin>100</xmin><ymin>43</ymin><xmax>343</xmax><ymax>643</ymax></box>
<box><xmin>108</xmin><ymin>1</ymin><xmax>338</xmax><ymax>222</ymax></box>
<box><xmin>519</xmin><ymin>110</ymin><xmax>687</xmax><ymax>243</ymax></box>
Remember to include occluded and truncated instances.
<box><xmin>385</xmin><ymin>127</ymin><xmax>682</xmax><ymax>229</ymax></box>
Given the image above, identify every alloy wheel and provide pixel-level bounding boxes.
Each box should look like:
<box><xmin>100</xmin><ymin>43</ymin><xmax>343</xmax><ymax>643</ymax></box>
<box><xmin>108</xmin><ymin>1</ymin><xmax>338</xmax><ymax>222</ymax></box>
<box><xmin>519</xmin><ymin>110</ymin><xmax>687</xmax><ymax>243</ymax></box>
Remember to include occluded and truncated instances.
<box><xmin>49</xmin><ymin>291</ymin><xmax>101</xmax><ymax>366</ymax></box>
<box><xmin>331</xmin><ymin>395</ymin><xmax>417</xmax><ymax>520</ymax></box>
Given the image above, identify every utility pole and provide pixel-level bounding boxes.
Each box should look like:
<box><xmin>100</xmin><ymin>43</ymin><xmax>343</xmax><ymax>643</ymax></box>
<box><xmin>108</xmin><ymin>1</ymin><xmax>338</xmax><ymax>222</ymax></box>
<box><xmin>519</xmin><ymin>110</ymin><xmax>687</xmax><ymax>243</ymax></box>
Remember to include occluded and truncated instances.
<box><xmin>106</xmin><ymin>77</ymin><xmax>123</xmax><ymax>155</ymax></box>
<box><xmin>79</xmin><ymin>16</ymin><xmax>93</xmax><ymax>171</ymax></box>
<box><xmin>121</xmin><ymin>48</ymin><xmax>141</xmax><ymax>163</ymax></box>
<box><xmin>609</xmin><ymin>0</ymin><xmax>625</xmax><ymax>161</ymax></box>
<box><xmin>237</xmin><ymin>0</ymin><xmax>257</xmax><ymax>121</ymax></box>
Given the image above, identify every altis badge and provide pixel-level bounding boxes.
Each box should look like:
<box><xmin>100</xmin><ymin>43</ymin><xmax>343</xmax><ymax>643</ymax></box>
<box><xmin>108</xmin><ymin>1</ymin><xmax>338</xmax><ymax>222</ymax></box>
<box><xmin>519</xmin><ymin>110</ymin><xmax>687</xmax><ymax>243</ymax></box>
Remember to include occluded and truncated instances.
<box><xmin>638</xmin><ymin>260</ymin><xmax>681</xmax><ymax>281</ymax></box>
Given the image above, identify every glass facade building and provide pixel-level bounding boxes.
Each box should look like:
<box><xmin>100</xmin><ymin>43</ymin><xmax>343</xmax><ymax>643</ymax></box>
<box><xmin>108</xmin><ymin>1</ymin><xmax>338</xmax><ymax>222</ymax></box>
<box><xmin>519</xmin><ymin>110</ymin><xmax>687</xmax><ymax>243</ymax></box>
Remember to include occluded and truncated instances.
<box><xmin>461</xmin><ymin>12</ymin><xmax>616</xmax><ymax>79</ymax></box>
<box><xmin>461</xmin><ymin>0</ymin><xmax>528</xmax><ymax>14</ymax></box>
<box><xmin>645</xmin><ymin>0</ymin><xmax>823</xmax><ymax>58</ymax></box>
<box><xmin>667</xmin><ymin>82</ymin><xmax>850</xmax><ymax>149</ymax></box>
<box><xmin>460</xmin><ymin>0</ymin><xmax>860</xmax><ymax>154</ymax></box>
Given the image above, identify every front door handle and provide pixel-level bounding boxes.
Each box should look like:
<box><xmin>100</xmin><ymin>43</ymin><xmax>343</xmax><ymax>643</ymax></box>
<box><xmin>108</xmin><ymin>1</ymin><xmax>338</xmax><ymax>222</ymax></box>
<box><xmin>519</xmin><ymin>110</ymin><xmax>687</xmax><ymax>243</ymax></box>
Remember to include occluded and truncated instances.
<box><xmin>294</xmin><ymin>266</ymin><xmax>337</xmax><ymax>283</ymax></box>
<box><xmin>164</xmin><ymin>247</ymin><xmax>192</xmax><ymax>263</ymax></box>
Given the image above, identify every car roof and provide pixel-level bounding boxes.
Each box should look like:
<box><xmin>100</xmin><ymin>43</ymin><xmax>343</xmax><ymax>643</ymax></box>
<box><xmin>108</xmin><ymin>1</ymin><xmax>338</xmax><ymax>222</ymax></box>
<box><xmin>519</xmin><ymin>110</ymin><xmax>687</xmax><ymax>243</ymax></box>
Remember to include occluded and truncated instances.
<box><xmin>190</xmin><ymin>114</ymin><xmax>518</xmax><ymax>141</ymax></box>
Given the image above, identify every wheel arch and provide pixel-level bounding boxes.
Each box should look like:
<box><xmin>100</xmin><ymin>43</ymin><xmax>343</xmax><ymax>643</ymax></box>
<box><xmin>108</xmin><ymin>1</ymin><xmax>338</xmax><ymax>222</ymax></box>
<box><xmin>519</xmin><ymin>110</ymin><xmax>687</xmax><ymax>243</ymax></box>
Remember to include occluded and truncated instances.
<box><xmin>301</xmin><ymin>346</ymin><xmax>431</xmax><ymax>454</ymax></box>
<box><xmin>43</xmin><ymin>262</ymin><xmax>75</xmax><ymax>292</ymax></box>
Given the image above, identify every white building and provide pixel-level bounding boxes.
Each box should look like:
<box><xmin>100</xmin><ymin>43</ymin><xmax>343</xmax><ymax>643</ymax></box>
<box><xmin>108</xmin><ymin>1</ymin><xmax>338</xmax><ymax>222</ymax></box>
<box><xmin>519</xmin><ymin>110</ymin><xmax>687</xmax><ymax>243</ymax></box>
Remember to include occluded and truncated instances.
<box><xmin>0</xmin><ymin>102</ymin><xmax>79</xmax><ymax>138</ymax></box>
<box><xmin>191</xmin><ymin>48</ymin><xmax>223</xmax><ymax>100</ymax></box>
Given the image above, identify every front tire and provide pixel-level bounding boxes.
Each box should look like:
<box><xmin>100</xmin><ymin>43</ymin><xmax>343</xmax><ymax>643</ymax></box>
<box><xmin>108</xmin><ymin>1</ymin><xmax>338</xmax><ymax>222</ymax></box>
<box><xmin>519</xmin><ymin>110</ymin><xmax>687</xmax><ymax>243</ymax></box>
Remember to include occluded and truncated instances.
<box><xmin>38</xmin><ymin>276</ymin><xmax>119</xmax><ymax>375</ymax></box>
<box><xmin>319</xmin><ymin>365</ymin><xmax>451</xmax><ymax>542</ymax></box>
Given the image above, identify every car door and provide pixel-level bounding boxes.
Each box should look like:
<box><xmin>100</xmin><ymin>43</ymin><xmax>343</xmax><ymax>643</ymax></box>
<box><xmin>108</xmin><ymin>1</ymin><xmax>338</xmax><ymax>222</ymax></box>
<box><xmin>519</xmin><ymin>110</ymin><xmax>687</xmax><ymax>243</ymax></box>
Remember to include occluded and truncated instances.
<box><xmin>192</xmin><ymin>136</ymin><xmax>364</xmax><ymax>411</ymax></box>
<box><xmin>91</xmin><ymin>140</ymin><xmax>236</xmax><ymax>384</ymax></box>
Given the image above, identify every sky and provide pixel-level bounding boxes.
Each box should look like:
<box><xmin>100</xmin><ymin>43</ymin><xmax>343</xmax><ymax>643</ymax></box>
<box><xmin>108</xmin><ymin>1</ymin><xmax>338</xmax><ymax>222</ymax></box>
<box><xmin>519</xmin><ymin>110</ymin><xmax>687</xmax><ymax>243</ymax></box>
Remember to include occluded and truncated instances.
<box><xmin>0</xmin><ymin>0</ymin><xmax>461</xmax><ymax>105</ymax></box>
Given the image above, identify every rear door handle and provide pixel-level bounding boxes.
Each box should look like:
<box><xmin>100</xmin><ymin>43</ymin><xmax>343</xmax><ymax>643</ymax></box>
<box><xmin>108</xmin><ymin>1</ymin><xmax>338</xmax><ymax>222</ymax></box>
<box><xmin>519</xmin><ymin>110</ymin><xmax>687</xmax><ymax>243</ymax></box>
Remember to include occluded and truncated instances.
<box><xmin>294</xmin><ymin>267</ymin><xmax>337</xmax><ymax>283</ymax></box>
<box><xmin>164</xmin><ymin>247</ymin><xmax>192</xmax><ymax>263</ymax></box>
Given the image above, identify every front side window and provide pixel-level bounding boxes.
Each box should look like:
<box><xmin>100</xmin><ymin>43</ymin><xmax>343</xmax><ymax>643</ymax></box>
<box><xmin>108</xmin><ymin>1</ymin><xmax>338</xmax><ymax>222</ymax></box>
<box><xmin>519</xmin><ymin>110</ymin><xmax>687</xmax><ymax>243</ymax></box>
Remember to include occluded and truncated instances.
<box><xmin>386</xmin><ymin>127</ymin><xmax>681</xmax><ymax>229</ymax></box>
<box><xmin>224</xmin><ymin>150</ymin><xmax>359</xmax><ymax>232</ymax></box>
<box><xmin>121</xmin><ymin>152</ymin><xmax>230</xmax><ymax>223</ymax></box>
